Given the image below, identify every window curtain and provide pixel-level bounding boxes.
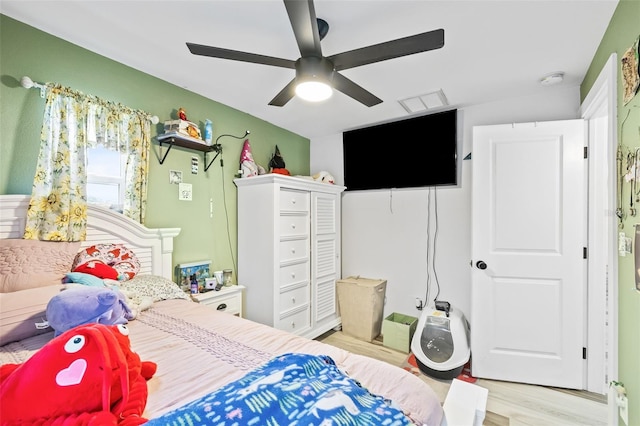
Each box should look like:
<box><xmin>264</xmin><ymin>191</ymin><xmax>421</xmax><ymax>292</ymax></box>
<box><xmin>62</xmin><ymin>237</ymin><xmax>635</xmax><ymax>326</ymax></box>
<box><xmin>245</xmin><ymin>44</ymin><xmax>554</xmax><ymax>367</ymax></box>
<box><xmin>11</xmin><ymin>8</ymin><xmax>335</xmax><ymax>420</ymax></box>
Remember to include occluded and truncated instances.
<box><xmin>24</xmin><ymin>84</ymin><xmax>152</xmax><ymax>241</ymax></box>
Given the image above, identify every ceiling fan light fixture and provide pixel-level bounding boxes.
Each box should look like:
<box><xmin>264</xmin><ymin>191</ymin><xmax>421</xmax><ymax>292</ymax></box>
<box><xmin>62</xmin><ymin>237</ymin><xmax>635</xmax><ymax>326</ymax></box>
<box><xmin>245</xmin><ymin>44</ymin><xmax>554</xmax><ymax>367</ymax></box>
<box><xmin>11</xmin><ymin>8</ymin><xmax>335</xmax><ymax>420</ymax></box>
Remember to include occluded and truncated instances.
<box><xmin>294</xmin><ymin>56</ymin><xmax>335</xmax><ymax>102</ymax></box>
<box><xmin>295</xmin><ymin>81</ymin><xmax>333</xmax><ymax>102</ymax></box>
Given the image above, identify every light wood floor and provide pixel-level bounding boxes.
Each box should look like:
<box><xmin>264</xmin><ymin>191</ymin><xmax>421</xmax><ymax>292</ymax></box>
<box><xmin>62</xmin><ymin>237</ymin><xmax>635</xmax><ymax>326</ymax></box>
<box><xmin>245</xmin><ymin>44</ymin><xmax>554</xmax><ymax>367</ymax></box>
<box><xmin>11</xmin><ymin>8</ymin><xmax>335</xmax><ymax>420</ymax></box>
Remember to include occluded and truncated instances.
<box><xmin>315</xmin><ymin>330</ymin><xmax>608</xmax><ymax>426</ymax></box>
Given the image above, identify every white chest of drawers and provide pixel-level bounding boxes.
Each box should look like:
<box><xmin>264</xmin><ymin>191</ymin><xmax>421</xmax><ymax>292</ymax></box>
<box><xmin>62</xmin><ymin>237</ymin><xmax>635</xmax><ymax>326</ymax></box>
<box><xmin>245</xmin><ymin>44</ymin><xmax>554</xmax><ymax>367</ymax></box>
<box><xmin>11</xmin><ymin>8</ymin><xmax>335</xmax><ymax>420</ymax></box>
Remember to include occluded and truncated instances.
<box><xmin>235</xmin><ymin>175</ymin><xmax>345</xmax><ymax>339</ymax></box>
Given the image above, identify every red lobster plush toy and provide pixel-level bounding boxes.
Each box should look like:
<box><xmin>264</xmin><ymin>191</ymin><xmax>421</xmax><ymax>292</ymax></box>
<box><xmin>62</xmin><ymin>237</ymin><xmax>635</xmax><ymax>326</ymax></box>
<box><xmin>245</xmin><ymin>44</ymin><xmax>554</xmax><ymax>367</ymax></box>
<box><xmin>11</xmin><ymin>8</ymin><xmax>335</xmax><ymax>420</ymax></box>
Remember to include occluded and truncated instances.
<box><xmin>0</xmin><ymin>323</ymin><xmax>157</xmax><ymax>425</ymax></box>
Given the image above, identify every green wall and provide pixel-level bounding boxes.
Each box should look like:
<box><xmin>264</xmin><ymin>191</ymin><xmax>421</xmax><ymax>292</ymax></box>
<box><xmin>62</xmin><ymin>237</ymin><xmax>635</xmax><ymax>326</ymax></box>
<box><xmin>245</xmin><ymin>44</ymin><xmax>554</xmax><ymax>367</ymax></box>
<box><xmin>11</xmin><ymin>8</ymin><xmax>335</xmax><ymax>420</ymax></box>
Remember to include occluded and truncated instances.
<box><xmin>581</xmin><ymin>1</ymin><xmax>640</xmax><ymax>424</ymax></box>
<box><xmin>0</xmin><ymin>14</ymin><xmax>310</xmax><ymax>278</ymax></box>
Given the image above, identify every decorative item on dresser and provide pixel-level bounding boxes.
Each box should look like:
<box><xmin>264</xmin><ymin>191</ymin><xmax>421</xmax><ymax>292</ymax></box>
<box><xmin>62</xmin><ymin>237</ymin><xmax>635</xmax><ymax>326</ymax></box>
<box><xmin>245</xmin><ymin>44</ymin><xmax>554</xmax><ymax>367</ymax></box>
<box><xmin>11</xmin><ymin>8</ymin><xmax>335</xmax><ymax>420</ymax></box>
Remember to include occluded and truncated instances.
<box><xmin>235</xmin><ymin>174</ymin><xmax>345</xmax><ymax>339</ymax></box>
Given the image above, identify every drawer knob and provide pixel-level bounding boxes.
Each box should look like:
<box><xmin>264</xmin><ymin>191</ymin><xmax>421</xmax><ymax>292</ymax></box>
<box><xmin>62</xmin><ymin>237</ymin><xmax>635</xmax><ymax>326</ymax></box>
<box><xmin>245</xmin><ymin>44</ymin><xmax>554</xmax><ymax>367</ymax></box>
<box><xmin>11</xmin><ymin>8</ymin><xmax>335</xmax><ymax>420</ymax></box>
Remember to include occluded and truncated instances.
<box><xmin>291</xmin><ymin>321</ymin><xmax>296</xmax><ymax>328</ymax></box>
<box><xmin>292</xmin><ymin>199</ymin><xmax>296</xmax><ymax>205</ymax></box>
<box><xmin>292</xmin><ymin>297</ymin><xmax>296</xmax><ymax>303</ymax></box>
<box><xmin>291</xmin><ymin>248</ymin><xmax>296</xmax><ymax>254</ymax></box>
<box><xmin>291</xmin><ymin>223</ymin><xmax>296</xmax><ymax>229</ymax></box>
<box><xmin>291</xmin><ymin>272</ymin><xmax>296</xmax><ymax>278</ymax></box>
<box><xmin>216</xmin><ymin>303</ymin><xmax>227</xmax><ymax>311</ymax></box>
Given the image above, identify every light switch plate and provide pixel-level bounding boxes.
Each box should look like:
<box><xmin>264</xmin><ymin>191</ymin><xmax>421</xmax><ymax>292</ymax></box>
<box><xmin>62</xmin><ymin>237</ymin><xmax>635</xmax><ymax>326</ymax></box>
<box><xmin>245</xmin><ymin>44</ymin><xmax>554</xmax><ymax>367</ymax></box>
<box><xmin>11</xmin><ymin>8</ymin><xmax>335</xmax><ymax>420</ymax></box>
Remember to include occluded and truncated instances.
<box><xmin>191</xmin><ymin>156</ymin><xmax>198</xmax><ymax>174</ymax></box>
<box><xmin>179</xmin><ymin>183</ymin><xmax>192</xmax><ymax>201</ymax></box>
<box><xmin>619</xmin><ymin>232</ymin><xmax>627</xmax><ymax>256</ymax></box>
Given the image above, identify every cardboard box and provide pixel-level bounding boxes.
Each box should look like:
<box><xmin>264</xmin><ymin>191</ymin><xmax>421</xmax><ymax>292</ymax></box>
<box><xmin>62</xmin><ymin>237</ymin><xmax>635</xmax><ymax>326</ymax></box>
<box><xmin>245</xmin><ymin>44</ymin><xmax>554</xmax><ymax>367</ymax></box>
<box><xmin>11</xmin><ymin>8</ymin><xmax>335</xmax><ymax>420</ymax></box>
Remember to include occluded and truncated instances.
<box><xmin>382</xmin><ymin>312</ymin><xmax>418</xmax><ymax>353</ymax></box>
<box><xmin>336</xmin><ymin>276</ymin><xmax>386</xmax><ymax>342</ymax></box>
<box><xmin>442</xmin><ymin>378</ymin><xmax>488</xmax><ymax>426</ymax></box>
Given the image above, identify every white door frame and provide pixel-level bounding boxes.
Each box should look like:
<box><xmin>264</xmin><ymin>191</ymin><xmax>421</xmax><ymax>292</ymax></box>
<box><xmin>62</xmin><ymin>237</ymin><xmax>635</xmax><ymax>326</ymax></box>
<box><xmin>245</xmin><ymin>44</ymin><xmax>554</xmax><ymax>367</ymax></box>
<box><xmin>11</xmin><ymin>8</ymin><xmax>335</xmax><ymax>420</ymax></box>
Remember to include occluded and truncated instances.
<box><xmin>580</xmin><ymin>53</ymin><xmax>618</xmax><ymax>420</ymax></box>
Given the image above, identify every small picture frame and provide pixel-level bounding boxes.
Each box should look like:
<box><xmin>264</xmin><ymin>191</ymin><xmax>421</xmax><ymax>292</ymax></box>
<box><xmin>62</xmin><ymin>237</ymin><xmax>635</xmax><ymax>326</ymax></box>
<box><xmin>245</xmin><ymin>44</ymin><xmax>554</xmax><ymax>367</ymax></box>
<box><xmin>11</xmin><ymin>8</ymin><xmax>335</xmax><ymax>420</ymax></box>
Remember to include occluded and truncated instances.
<box><xmin>177</xmin><ymin>260</ymin><xmax>212</xmax><ymax>292</ymax></box>
<box><xmin>169</xmin><ymin>170</ymin><xmax>182</xmax><ymax>184</ymax></box>
<box><xmin>178</xmin><ymin>182</ymin><xmax>193</xmax><ymax>201</ymax></box>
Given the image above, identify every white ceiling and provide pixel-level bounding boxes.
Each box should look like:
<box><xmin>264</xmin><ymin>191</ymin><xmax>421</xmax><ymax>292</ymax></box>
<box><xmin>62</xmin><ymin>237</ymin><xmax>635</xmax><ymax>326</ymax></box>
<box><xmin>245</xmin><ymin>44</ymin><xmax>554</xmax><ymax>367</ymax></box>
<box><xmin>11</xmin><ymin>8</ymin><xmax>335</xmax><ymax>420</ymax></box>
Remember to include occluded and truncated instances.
<box><xmin>2</xmin><ymin>0</ymin><xmax>618</xmax><ymax>140</ymax></box>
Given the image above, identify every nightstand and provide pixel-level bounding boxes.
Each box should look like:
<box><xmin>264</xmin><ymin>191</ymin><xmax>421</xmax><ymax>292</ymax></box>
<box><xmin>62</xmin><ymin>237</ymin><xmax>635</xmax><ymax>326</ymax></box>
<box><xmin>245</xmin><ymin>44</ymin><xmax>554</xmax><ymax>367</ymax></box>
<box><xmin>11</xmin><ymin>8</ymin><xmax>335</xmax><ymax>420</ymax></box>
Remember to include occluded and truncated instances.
<box><xmin>191</xmin><ymin>285</ymin><xmax>245</xmax><ymax>317</ymax></box>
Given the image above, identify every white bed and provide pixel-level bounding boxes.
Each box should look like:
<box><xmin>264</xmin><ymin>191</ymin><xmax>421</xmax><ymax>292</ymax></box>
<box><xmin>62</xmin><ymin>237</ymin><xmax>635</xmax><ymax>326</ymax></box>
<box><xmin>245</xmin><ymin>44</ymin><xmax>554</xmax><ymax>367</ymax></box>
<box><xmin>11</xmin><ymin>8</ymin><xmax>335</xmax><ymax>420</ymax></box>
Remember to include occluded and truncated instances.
<box><xmin>0</xmin><ymin>194</ymin><xmax>444</xmax><ymax>425</ymax></box>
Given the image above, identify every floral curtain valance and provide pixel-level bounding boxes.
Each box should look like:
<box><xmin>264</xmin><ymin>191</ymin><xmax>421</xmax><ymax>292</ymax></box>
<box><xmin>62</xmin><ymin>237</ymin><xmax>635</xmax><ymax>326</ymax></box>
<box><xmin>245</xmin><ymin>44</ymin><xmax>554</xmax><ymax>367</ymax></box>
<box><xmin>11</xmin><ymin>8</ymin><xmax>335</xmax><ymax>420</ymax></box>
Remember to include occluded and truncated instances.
<box><xmin>24</xmin><ymin>84</ymin><xmax>153</xmax><ymax>242</ymax></box>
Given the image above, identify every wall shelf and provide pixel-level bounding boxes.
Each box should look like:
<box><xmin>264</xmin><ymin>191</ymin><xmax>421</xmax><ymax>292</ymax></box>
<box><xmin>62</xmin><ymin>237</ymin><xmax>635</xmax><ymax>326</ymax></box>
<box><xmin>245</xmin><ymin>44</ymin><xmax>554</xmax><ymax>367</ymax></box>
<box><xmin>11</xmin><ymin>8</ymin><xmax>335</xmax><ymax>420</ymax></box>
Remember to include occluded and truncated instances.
<box><xmin>156</xmin><ymin>132</ymin><xmax>221</xmax><ymax>171</ymax></box>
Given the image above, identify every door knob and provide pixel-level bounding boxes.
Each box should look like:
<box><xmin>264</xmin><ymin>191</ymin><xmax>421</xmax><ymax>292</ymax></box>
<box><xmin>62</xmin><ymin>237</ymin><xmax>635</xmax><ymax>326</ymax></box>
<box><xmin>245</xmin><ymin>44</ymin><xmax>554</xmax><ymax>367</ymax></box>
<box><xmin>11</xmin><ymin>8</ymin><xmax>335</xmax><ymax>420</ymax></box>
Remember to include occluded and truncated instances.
<box><xmin>476</xmin><ymin>260</ymin><xmax>487</xmax><ymax>270</ymax></box>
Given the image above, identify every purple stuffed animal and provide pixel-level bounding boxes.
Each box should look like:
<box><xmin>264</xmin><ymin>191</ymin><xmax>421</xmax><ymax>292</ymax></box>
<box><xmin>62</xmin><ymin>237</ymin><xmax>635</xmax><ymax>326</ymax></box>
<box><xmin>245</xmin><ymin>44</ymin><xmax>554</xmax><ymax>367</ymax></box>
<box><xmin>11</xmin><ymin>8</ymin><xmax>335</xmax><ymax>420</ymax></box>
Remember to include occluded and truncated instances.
<box><xmin>45</xmin><ymin>285</ymin><xmax>134</xmax><ymax>336</ymax></box>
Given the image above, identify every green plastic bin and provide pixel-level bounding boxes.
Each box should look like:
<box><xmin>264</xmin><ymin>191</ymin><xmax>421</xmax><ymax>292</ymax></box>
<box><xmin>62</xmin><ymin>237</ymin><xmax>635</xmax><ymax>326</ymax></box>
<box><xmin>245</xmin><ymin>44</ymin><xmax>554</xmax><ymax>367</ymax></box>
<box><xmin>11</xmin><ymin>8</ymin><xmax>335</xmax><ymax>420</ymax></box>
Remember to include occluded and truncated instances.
<box><xmin>382</xmin><ymin>312</ymin><xmax>418</xmax><ymax>353</ymax></box>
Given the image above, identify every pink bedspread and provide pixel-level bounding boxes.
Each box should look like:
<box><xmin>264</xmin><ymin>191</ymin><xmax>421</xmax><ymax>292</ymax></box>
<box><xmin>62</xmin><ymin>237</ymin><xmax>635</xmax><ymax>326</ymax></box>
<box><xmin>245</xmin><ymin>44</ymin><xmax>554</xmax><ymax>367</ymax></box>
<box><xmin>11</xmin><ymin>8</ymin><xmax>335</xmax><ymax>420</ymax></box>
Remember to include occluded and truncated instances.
<box><xmin>1</xmin><ymin>298</ymin><xmax>444</xmax><ymax>426</ymax></box>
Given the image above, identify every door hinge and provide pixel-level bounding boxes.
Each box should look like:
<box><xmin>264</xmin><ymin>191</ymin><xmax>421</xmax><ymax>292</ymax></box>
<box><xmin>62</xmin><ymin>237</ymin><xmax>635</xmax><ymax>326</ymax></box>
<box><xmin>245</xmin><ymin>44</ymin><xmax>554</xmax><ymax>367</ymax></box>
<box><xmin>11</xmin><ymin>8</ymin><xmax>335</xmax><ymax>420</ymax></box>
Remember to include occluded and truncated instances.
<box><xmin>583</xmin><ymin>347</ymin><xmax>587</xmax><ymax>359</ymax></box>
<box><xmin>584</xmin><ymin>146</ymin><xmax>588</xmax><ymax>159</ymax></box>
<box><xmin>583</xmin><ymin>247</ymin><xmax>588</xmax><ymax>259</ymax></box>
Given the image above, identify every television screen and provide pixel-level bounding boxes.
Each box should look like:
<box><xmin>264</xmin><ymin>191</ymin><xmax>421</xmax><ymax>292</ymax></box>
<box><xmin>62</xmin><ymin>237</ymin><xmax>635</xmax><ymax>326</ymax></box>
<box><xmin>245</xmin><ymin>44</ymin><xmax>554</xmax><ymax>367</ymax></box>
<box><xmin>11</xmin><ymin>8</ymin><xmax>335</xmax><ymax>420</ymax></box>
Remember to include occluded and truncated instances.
<box><xmin>343</xmin><ymin>109</ymin><xmax>458</xmax><ymax>191</ymax></box>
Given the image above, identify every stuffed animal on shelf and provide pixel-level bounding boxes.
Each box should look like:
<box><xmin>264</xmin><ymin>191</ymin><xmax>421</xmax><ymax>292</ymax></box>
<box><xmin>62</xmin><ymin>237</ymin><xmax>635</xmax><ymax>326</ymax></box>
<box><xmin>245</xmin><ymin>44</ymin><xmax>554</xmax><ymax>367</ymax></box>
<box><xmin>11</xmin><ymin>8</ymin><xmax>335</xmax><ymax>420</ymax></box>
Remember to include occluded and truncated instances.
<box><xmin>178</xmin><ymin>107</ymin><xmax>187</xmax><ymax>121</ymax></box>
<box><xmin>0</xmin><ymin>323</ymin><xmax>157</xmax><ymax>425</ymax></box>
<box><xmin>269</xmin><ymin>145</ymin><xmax>290</xmax><ymax>175</ymax></box>
<box><xmin>313</xmin><ymin>171</ymin><xmax>335</xmax><ymax>184</ymax></box>
<box><xmin>239</xmin><ymin>139</ymin><xmax>259</xmax><ymax>178</ymax></box>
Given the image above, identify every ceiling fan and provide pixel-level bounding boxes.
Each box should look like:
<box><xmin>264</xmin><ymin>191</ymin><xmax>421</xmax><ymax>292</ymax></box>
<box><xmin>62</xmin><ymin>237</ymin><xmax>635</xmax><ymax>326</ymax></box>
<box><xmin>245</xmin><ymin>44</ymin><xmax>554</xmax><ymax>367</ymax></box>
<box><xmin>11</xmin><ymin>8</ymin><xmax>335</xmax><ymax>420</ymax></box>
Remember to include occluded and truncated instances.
<box><xmin>187</xmin><ymin>0</ymin><xmax>444</xmax><ymax>107</ymax></box>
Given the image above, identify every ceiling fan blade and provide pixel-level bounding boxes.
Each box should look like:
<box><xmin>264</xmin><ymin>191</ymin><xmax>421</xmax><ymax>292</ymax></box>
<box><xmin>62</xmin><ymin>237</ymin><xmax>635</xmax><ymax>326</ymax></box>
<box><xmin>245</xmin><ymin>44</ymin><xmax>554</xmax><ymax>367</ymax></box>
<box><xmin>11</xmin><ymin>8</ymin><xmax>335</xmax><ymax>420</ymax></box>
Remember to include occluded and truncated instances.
<box><xmin>329</xmin><ymin>28</ymin><xmax>444</xmax><ymax>71</ymax></box>
<box><xmin>284</xmin><ymin>0</ymin><xmax>322</xmax><ymax>57</ymax></box>
<box><xmin>269</xmin><ymin>79</ymin><xmax>298</xmax><ymax>107</ymax></box>
<box><xmin>187</xmin><ymin>42</ymin><xmax>296</xmax><ymax>69</ymax></box>
<box><xmin>332</xmin><ymin>72</ymin><xmax>382</xmax><ymax>107</ymax></box>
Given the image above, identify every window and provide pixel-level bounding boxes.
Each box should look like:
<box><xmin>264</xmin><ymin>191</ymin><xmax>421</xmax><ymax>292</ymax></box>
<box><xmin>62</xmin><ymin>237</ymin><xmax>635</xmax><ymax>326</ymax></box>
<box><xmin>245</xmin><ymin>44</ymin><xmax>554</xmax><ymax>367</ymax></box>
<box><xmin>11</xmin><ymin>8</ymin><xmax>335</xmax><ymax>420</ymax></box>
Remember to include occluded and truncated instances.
<box><xmin>86</xmin><ymin>145</ymin><xmax>126</xmax><ymax>212</ymax></box>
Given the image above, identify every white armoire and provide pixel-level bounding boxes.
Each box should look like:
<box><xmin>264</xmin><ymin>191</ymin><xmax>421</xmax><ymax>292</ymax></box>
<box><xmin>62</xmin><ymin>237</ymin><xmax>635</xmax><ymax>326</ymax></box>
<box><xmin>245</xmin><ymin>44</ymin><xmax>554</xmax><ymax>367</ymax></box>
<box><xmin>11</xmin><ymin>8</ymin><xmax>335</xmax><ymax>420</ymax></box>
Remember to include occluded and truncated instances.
<box><xmin>235</xmin><ymin>174</ymin><xmax>345</xmax><ymax>339</ymax></box>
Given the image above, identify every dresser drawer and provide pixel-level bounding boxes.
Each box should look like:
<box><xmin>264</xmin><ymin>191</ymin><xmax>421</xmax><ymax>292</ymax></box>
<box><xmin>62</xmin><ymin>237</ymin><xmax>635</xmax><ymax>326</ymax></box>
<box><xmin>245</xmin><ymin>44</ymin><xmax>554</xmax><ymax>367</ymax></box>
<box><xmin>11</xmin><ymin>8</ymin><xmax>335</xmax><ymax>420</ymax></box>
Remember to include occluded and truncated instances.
<box><xmin>279</xmin><ymin>283</ymin><xmax>309</xmax><ymax>311</ymax></box>
<box><xmin>279</xmin><ymin>238</ymin><xmax>309</xmax><ymax>263</ymax></box>
<box><xmin>279</xmin><ymin>214</ymin><xmax>308</xmax><ymax>238</ymax></box>
<box><xmin>279</xmin><ymin>261</ymin><xmax>309</xmax><ymax>286</ymax></box>
<box><xmin>276</xmin><ymin>306</ymin><xmax>310</xmax><ymax>332</ymax></box>
<box><xmin>279</xmin><ymin>189</ymin><xmax>309</xmax><ymax>212</ymax></box>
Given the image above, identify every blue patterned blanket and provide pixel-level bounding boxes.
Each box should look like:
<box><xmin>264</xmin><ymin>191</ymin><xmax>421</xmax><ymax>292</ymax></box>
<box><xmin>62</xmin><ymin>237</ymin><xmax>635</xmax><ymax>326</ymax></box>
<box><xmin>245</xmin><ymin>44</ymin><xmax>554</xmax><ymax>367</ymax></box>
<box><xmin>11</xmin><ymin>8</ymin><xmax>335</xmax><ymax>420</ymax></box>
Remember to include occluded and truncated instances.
<box><xmin>147</xmin><ymin>352</ymin><xmax>412</xmax><ymax>425</ymax></box>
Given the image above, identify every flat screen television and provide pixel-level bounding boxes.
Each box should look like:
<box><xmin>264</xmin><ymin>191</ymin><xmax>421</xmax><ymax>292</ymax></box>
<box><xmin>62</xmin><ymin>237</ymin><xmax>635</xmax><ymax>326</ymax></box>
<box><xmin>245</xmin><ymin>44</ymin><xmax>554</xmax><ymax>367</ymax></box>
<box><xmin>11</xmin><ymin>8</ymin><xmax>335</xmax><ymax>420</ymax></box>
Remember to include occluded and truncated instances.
<box><xmin>343</xmin><ymin>109</ymin><xmax>458</xmax><ymax>191</ymax></box>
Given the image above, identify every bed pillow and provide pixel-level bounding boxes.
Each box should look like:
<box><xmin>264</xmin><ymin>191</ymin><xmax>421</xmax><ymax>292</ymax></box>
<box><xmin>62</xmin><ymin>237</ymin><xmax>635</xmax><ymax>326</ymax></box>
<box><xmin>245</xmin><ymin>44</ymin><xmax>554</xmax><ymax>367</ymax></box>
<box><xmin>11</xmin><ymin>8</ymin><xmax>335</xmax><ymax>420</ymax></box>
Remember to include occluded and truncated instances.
<box><xmin>0</xmin><ymin>284</ymin><xmax>64</xmax><ymax>345</ymax></box>
<box><xmin>0</xmin><ymin>239</ymin><xmax>81</xmax><ymax>293</ymax></box>
<box><xmin>64</xmin><ymin>272</ymin><xmax>105</xmax><ymax>287</ymax></box>
<box><xmin>118</xmin><ymin>274</ymin><xmax>191</xmax><ymax>302</ymax></box>
<box><xmin>73</xmin><ymin>260</ymin><xmax>120</xmax><ymax>280</ymax></box>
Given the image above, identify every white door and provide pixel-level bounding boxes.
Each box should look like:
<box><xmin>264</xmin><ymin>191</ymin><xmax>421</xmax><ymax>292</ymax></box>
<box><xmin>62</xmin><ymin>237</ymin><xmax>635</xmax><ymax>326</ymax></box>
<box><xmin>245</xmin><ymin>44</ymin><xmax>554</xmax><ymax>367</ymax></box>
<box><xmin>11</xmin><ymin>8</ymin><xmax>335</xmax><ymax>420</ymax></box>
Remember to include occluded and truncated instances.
<box><xmin>471</xmin><ymin>120</ymin><xmax>586</xmax><ymax>389</ymax></box>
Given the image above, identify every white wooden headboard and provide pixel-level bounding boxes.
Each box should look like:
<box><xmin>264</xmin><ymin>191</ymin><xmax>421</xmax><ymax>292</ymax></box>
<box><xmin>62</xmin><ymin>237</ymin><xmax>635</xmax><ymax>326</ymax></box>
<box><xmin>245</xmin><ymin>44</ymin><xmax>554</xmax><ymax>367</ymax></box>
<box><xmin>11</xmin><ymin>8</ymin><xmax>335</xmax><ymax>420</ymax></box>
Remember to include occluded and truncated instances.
<box><xmin>0</xmin><ymin>195</ymin><xmax>181</xmax><ymax>280</ymax></box>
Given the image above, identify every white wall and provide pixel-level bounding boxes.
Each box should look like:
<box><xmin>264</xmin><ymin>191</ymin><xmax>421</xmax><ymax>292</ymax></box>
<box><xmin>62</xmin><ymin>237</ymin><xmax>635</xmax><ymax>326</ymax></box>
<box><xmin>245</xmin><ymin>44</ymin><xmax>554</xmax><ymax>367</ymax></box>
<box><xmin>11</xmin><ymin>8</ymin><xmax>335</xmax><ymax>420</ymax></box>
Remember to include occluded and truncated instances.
<box><xmin>311</xmin><ymin>86</ymin><xmax>581</xmax><ymax>322</ymax></box>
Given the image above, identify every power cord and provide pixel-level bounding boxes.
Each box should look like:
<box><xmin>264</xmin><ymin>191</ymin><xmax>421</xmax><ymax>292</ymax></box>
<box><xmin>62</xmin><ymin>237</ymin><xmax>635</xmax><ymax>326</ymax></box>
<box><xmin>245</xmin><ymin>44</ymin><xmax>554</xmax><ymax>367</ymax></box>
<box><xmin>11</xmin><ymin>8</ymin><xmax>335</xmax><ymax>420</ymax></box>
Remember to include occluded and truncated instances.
<box><xmin>423</xmin><ymin>187</ymin><xmax>442</xmax><ymax>308</ymax></box>
<box><xmin>213</xmin><ymin>130</ymin><xmax>249</xmax><ymax>282</ymax></box>
<box><xmin>219</xmin><ymin>155</ymin><xmax>238</xmax><ymax>281</ymax></box>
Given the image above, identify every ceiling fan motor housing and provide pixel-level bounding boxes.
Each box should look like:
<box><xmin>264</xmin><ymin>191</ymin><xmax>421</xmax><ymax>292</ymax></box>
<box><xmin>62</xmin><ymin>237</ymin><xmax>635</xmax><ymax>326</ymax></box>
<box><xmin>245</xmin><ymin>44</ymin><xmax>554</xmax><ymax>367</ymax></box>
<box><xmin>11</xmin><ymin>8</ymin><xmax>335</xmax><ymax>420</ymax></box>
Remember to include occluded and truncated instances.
<box><xmin>295</xmin><ymin>56</ymin><xmax>335</xmax><ymax>84</ymax></box>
